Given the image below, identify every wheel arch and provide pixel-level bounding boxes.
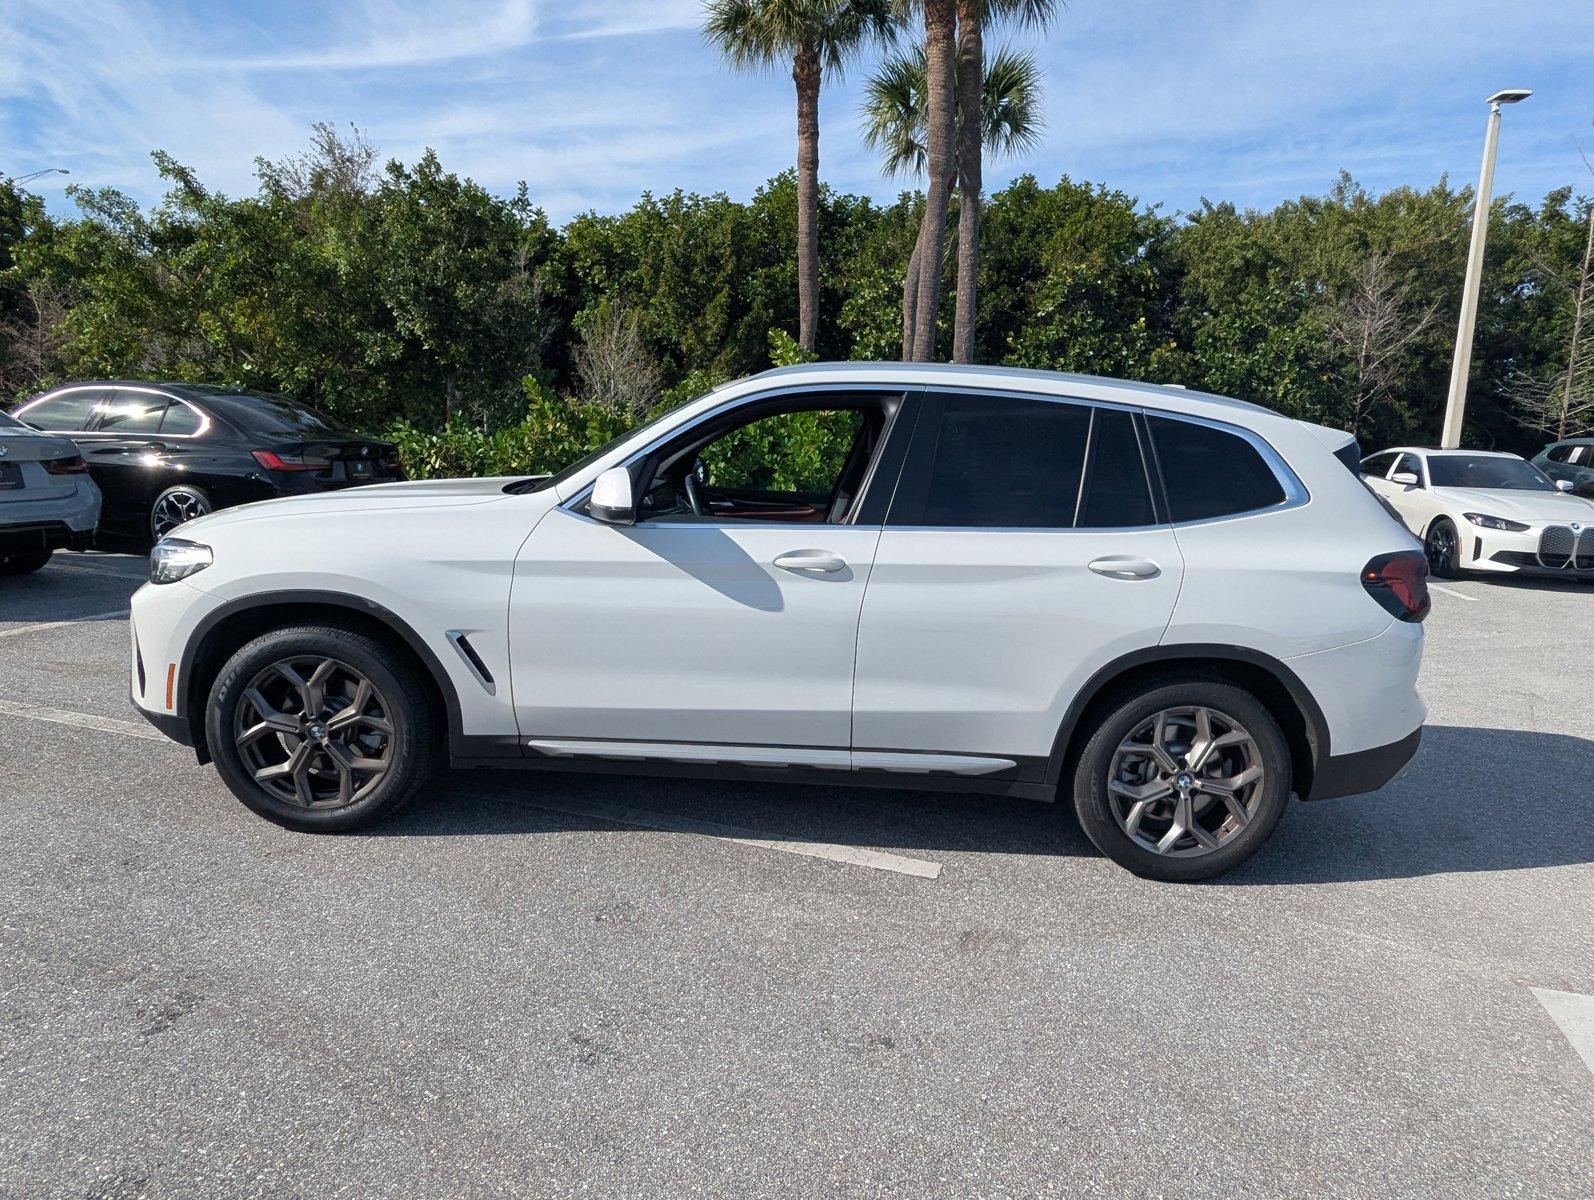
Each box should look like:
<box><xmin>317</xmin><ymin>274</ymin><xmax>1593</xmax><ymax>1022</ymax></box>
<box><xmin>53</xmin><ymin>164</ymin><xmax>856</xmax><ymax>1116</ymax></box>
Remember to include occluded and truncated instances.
<box><xmin>176</xmin><ymin>591</ymin><xmax>465</xmax><ymax>764</ymax></box>
<box><xmin>1047</xmin><ymin>644</ymin><xmax>1330</xmax><ymax>801</ymax></box>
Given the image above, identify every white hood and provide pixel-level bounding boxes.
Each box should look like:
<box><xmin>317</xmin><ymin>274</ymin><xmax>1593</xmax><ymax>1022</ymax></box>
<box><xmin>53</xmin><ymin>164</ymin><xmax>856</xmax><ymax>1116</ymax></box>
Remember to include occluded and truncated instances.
<box><xmin>1434</xmin><ymin>486</ymin><xmax>1594</xmax><ymax>524</ymax></box>
<box><xmin>175</xmin><ymin>476</ymin><xmax>540</xmax><ymax>537</ymax></box>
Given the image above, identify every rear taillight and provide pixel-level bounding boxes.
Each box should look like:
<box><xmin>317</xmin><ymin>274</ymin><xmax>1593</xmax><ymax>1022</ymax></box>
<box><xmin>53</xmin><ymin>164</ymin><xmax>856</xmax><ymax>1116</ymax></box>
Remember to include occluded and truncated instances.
<box><xmin>42</xmin><ymin>454</ymin><xmax>89</xmax><ymax>475</ymax></box>
<box><xmin>252</xmin><ymin>450</ymin><xmax>331</xmax><ymax>472</ymax></box>
<box><xmin>1362</xmin><ymin>551</ymin><xmax>1430</xmax><ymax>623</ymax></box>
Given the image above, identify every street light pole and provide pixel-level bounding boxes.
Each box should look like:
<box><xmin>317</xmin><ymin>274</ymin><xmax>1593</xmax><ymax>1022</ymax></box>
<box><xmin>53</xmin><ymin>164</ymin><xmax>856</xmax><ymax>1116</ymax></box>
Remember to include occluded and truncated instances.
<box><xmin>7</xmin><ymin>168</ymin><xmax>70</xmax><ymax>186</ymax></box>
<box><xmin>1440</xmin><ymin>89</ymin><xmax>1531</xmax><ymax>449</ymax></box>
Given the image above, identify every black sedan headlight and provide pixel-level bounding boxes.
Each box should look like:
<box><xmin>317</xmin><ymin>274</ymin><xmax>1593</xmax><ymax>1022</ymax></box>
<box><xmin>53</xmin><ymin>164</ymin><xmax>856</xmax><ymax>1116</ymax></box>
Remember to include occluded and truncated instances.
<box><xmin>150</xmin><ymin>538</ymin><xmax>213</xmax><ymax>584</ymax></box>
<box><xmin>1462</xmin><ymin>512</ymin><xmax>1530</xmax><ymax>532</ymax></box>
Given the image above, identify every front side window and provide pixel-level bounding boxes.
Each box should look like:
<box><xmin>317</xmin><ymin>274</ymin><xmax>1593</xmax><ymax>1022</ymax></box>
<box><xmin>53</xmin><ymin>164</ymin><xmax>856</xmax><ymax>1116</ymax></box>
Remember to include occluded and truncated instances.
<box><xmin>1546</xmin><ymin>445</ymin><xmax>1572</xmax><ymax>463</ymax></box>
<box><xmin>1392</xmin><ymin>453</ymin><xmax>1424</xmax><ymax>482</ymax></box>
<box><xmin>16</xmin><ymin>388</ymin><xmax>107</xmax><ymax>432</ymax></box>
<box><xmin>1427</xmin><ymin>455</ymin><xmax>1555</xmax><ymax>492</ymax></box>
<box><xmin>634</xmin><ymin>395</ymin><xmax>888</xmax><ymax>524</ymax></box>
<box><xmin>1148</xmin><ymin>416</ymin><xmax>1288</xmax><ymax>522</ymax></box>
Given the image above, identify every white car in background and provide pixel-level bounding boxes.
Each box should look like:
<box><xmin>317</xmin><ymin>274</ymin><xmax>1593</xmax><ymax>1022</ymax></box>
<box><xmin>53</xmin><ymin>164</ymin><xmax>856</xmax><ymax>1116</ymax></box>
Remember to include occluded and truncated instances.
<box><xmin>128</xmin><ymin>363</ymin><xmax>1429</xmax><ymax>882</ymax></box>
<box><xmin>1360</xmin><ymin>447</ymin><xmax>1594</xmax><ymax>580</ymax></box>
<box><xmin>0</xmin><ymin>409</ymin><xmax>101</xmax><ymax>575</ymax></box>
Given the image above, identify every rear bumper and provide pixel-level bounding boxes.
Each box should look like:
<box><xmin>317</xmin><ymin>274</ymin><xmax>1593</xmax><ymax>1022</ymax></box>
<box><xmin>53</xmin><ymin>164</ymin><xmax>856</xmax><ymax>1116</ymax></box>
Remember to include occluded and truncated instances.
<box><xmin>1306</xmin><ymin>726</ymin><xmax>1422</xmax><ymax>801</ymax></box>
<box><xmin>0</xmin><ymin>521</ymin><xmax>95</xmax><ymax>554</ymax></box>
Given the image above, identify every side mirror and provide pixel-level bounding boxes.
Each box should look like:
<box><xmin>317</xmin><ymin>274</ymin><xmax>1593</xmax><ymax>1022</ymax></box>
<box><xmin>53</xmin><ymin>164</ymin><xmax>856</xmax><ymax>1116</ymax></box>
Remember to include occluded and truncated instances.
<box><xmin>590</xmin><ymin>466</ymin><xmax>635</xmax><ymax>525</ymax></box>
<box><xmin>1555</xmin><ymin>479</ymin><xmax>1574</xmax><ymax>493</ymax></box>
<box><xmin>1391</xmin><ymin>471</ymin><xmax>1420</xmax><ymax>487</ymax></box>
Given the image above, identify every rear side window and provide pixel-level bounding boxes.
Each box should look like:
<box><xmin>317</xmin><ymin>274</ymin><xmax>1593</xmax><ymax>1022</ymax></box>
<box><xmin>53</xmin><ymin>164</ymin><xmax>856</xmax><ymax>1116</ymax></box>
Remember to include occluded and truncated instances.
<box><xmin>1076</xmin><ymin>408</ymin><xmax>1156</xmax><ymax>528</ymax></box>
<box><xmin>915</xmin><ymin>394</ymin><xmax>1091</xmax><ymax>527</ymax></box>
<box><xmin>16</xmin><ymin>388</ymin><xmax>105</xmax><ymax>432</ymax></box>
<box><xmin>160</xmin><ymin>402</ymin><xmax>203</xmax><ymax>436</ymax></box>
<box><xmin>1148</xmin><ymin>416</ymin><xmax>1287</xmax><ymax>522</ymax></box>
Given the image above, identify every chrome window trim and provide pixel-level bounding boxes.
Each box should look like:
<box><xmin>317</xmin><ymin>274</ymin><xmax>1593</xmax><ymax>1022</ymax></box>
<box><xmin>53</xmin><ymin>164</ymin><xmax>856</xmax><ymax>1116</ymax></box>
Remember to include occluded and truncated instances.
<box><xmin>15</xmin><ymin>384</ymin><xmax>212</xmax><ymax>440</ymax></box>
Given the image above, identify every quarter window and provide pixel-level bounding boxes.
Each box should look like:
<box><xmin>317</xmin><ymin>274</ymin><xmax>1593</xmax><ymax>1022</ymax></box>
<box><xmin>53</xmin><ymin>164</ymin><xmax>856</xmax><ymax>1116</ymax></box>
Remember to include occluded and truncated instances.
<box><xmin>1359</xmin><ymin>451</ymin><xmax>1397</xmax><ymax>479</ymax></box>
<box><xmin>916</xmin><ymin>394</ymin><xmax>1092</xmax><ymax>528</ymax></box>
<box><xmin>1148</xmin><ymin>416</ymin><xmax>1287</xmax><ymax>522</ymax></box>
<box><xmin>159</xmin><ymin>402</ymin><xmax>203</xmax><ymax>436</ymax></box>
<box><xmin>16</xmin><ymin>388</ymin><xmax>106</xmax><ymax>432</ymax></box>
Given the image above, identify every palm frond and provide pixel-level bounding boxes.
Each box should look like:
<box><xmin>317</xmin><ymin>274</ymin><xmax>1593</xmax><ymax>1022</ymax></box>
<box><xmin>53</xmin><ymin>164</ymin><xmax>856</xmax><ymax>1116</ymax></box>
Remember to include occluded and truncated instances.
<box><xmin>980</xmin><ymin>46</ymin><xmax>1044</xmax><ymax>160</ymax></box>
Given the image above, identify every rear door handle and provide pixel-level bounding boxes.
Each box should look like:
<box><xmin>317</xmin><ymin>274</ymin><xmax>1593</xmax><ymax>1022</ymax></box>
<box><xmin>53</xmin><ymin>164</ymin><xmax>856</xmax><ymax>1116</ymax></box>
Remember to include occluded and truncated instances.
<box><xmin>774</xmin><ymin>550</ymin><xmax>847</xmax><ymax>573</ymax></box>
<box><xmin>1088</xmin><ymin>556</ymin><xmax>1161</xmax><ymax>580</ymax></box>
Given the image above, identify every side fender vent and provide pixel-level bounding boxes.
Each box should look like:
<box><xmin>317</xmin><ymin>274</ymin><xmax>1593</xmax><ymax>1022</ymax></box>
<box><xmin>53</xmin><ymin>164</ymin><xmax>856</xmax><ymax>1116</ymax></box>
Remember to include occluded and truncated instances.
<box><xmin>446</xmin><ymin>631</ymin><xmax>497</xmax><ymax>695</ymax></box>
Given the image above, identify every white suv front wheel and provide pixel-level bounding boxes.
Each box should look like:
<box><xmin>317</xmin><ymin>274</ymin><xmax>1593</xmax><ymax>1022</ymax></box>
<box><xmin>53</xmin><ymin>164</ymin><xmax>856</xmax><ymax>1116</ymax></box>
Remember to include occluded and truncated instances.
<box><xmin>1072</xmin><ymin>679</ymin><xmax>1291</xmax><ymax>881</ymax></box>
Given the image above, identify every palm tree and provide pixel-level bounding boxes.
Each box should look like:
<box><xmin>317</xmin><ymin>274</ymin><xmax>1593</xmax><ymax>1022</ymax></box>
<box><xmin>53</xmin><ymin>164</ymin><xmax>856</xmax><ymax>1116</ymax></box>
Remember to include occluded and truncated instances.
<box><xmin>862</xmin><ymin>46</ymin><xmax>1043</xmax><ymax>358</ymax></box>
<box><xmin>952</xmin><ymin>0</ymin><xmax>1062</xmax><ymax>362</ymax></box>
<box><xmin>703</xmin><ymin>0</ymin><xmax>895</xmax><ymax>353</ymax></box>
<box><xmin>906</xmin><ymin>0</ymin><xmax>957</xmax><ymax>361</ymax></box>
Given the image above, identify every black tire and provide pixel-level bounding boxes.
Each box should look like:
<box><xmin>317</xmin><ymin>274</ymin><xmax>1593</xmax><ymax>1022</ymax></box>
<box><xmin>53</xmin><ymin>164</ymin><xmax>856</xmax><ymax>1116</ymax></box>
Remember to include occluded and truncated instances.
<box><xmin>205</xmin><ymin>624</ymin><xmax>440</xmax><ymax>832</ymax></box>
<box><xmin>150</xmin><ymin>485</ymin><xmax>213</xmax><ymax>543</ymax></box>
<box><xmin>1424</xmin><ymin>518</ymin><xmax>1461</xmax><ymax>580</ymax></box>
<box><xmin>1071</xmin><ymin>678</ymin><xmax>1292</xmax><ymax>882</ymax></box>
<box><xmin>0</xmin><ymin>549</ymin><xmax>53</xmax><ymax>576</ymax></box>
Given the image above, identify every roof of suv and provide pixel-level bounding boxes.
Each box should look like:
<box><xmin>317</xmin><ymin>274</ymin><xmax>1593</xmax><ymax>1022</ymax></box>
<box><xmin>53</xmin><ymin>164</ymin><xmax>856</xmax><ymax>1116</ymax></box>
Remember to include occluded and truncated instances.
<box><xmin>1380</xmin><ymin>447</ymin><xmax>1523</xmax><ymax>459</ymax></box>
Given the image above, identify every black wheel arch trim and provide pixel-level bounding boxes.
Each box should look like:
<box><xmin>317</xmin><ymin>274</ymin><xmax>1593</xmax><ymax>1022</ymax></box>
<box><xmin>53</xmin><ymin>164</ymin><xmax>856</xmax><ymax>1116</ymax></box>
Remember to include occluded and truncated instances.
<box><xmin>173</xmin><ymin>589</ymin><xmax>515</xmax><ymax>762</ymax></box>
<box><xmin>1044</xmin><ymin>643</ymin><xmax>1333</xmax><ymax>796</ymax></box>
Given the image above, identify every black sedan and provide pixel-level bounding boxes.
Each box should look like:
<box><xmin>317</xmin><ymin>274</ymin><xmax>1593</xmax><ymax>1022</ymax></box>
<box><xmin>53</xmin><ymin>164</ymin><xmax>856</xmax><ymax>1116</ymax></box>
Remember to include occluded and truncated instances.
<box><xmin>10</xmin><ymin>382</ymin><xmax>402</xmax><ymax>544</ymax></box>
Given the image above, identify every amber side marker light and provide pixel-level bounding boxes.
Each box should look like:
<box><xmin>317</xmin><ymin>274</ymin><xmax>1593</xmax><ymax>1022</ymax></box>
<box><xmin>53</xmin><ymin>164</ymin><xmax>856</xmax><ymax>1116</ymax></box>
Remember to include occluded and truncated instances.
<box><xmin>165</xmin><ymin>663</ymin><xmax>177</xmax><ymax>710</ymax></box>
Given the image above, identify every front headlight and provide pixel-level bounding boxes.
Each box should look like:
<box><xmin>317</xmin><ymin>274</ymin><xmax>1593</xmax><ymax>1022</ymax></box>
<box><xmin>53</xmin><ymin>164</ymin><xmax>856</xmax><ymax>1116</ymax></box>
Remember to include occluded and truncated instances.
<box><xmin>150</xmin><ymin>538</ymin><xmax>213</xmax><ymax>584</ymax></box>
<box><xmin>1463</xmin><ymin>512</ymin><xmax>1529</xmax><ymax>532</ymax></box>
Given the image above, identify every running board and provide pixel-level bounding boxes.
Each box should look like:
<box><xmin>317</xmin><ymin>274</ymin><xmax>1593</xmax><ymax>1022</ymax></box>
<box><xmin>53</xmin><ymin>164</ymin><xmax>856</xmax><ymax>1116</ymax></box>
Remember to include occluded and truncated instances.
<box><xmin>521</xmin><ymin>738</ymin><xmax>1016</xmax><ymax>776</ymax></box>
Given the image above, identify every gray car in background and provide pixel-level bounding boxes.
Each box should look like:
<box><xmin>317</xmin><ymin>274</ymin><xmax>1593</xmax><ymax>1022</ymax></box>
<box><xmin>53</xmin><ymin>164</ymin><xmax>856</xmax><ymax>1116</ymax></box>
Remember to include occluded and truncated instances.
<box><xmin>0</xmin><ymin>410</ymin><xmax>101</xmax><ymax>575</ymax></box>
<box><xmin>1533</xmin><ymin>437</ymin><xmax>1594</xmax><ymax>497</ymax></box>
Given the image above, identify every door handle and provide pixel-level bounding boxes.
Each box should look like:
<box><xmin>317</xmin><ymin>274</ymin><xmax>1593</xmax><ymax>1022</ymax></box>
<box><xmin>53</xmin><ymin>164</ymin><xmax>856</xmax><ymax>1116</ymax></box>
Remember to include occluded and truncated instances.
<box><xmin>1088</xmin><ymin>556</ymin><xmax>1161</xmax><ymax>580</ymax></box>
<box><xmin>773</xmin><ymin>550</ymin><xmax>847</xmax><ymax>573</ymax></box>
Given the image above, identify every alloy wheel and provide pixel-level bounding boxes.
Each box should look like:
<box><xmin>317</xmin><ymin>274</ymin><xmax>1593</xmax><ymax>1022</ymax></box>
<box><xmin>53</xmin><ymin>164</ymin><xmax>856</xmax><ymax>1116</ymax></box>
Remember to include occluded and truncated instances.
<box><xmin>1107</xmin><ymin>706</ymin><xmax>1266</xmax><ymax>858</ymax></box>
<box><xmin>233</xmin><ymin>656</ymin><xmax>394</xmax><ymax>809</ymax></box>
<box><xmin>1425</xmin><ymin>523</ymin><xmax>1456</xmax><ymax>576</ymax></box>
<box><xmin>152</xmin><ymin>490</ymin><xmax>210</xmax><ymax>539</ymax></box>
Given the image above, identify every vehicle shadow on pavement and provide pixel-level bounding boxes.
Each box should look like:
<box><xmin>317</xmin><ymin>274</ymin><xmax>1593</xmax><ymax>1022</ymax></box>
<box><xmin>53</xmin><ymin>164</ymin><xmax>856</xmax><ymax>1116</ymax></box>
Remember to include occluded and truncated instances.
<box><xmin>380</xmin><ymin>724</ymin><xmax>1593</xmax><ymax>884</ymax></box>
<box><xmin>369</xmin><ymin>720</ymin><xmax>1581</xmax><ymax>879</ymax></box>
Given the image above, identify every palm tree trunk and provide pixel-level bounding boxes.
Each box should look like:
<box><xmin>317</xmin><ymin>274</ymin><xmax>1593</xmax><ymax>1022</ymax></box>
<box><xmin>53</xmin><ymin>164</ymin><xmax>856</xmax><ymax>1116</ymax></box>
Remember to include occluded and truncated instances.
<box><xmin>910</xmin><ymin>0</ymin><xmax>956</xmax><ymax>361</ymax></box>
<box><xmin>794</xmin><ymin>43</ymin><xmax>822</xmax><ymax>353</ymax></box>
<box><xmin>951</xmin><ymin>3</ymin><xmax>982</xmax><ymax>364</ymax></box>
<box><xmin>901</xmin><ymin>226</ymin><xmax>922</xmax><ymax>361</ymax></box>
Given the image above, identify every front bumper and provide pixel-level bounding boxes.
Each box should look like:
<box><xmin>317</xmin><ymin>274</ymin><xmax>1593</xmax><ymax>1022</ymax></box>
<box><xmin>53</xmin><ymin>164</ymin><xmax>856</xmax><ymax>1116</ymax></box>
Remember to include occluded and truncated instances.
<box><xmin>1458</xmin><ymin>520</ymin><xmax>1594</xmax><ymax>577</ymax></box>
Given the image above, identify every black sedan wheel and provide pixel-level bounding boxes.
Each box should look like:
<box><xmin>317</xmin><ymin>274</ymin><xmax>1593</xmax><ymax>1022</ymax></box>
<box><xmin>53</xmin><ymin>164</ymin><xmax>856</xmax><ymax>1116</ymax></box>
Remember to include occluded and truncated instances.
<box><xmin>151</xmin><ymin>486</ymin><xmax>212</xmax><ymax>541</ymax></box>
<box><xmin>206</xmin><ymin>624</ymin><xmax>439</xmax><ymax>831</ymax></box>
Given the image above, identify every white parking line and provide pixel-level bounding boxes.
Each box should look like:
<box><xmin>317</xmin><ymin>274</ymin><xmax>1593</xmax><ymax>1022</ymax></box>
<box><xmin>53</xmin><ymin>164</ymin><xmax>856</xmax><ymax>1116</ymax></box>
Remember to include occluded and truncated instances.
<box><xmin>0</xmin><ymin>691</ymin><xmax>945</xmax><ymax>879</ymax></box>
<box><xmin>1532</xmin><ymin>987</ymin><xmax>1594</xmax><ymax>1078</ymax></box>
<box><xmin>0</xmin><ymin>697</ymin><xmax>166</xmax><ymax>741</ymax></box>
<box><xmin>524</xmin><ymin>797</ymin><xmax>944</xmax><ymax>878</ymax></box>
<box><xmin>1429</xmin><ymin>584</ymin><xmax>1478</xmax><ymax>602</ymax></box>
<box><xmin>0</xmin><ymin>609</ymin><xmax>128</xmax><ymax>641</ymax></box>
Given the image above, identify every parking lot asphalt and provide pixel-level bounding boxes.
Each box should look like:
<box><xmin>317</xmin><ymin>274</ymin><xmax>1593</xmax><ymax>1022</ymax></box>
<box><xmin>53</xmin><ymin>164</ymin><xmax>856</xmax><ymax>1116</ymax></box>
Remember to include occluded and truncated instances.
<box><xmin>2</xmin><ymin>553</ymin><xmax>1591</xmax><ymax>1199</ymax></box>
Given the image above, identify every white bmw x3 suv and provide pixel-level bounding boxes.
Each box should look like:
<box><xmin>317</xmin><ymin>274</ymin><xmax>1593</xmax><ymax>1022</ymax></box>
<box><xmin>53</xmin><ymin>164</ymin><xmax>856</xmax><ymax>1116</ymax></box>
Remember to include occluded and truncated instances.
<box><xmin>130</xmin><ymin>363</ymin><xmax>1428</xmax><ymax>881</ymax></box>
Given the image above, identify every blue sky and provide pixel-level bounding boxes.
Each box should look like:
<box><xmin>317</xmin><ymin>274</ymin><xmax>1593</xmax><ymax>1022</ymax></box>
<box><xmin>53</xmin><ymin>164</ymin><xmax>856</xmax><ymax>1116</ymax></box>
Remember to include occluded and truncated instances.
<box><xmin>3</xmin><ymin>0</ymin><xmax>1591</xmax><ymax>223</ymax></box>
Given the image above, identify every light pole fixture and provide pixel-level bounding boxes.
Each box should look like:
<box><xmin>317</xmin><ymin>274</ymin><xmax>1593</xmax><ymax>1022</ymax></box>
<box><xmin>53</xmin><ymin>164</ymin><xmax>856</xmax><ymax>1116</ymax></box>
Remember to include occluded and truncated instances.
<box><xmin>1439</xmin><ymin>88</ymin><xmax>1532</xmax><ymax>449</ymax></box>
<box><xmin>8</xmin><ymin>168</ymin><xmax>70</xmax><ymax>186</ymax></box>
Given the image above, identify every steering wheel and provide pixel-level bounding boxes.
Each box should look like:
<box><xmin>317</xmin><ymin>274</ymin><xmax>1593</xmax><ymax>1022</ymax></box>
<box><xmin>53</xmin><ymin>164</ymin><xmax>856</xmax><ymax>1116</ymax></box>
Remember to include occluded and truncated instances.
<box><xmin>682</xmin><ymin>469</ymin><xmax>707</xmax><ymax>516</ymax></box>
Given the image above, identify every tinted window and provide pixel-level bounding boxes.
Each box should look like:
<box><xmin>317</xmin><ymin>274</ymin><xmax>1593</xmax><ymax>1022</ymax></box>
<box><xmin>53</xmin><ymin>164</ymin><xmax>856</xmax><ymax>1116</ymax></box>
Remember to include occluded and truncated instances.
<box><xmin>1333</xmin><ymin>439</ymin><xmax>1362</xmax><ymax>474</ymax></box>
<box><xmin>0</xmin><ymin>410</ymin><xmax>23</xmax><ymax>430</ymax></box>
<box><xmin>1392</xmin><ymin>453</ymin><xmax>1423</xmax><ymax>481</ymax></box>
<box><xmin>203</xmin><ymin>392</ymin><xmax>348</xmax><ymax>437</ymax></box>
<box><xmin>1077</xmin><ymin>408</ymin><xmax>1156</xmax><ymax>528</ymax></box>
<box><xmin>1359</xmin><ymin>451</ymin><xmax>1396</xmax><ymax>479</ymax></box>
<box><xmin>17</xmin><ymin>388</ymin><xmax>104</xmax><ymax>431</ymax></box>
<box><xmin>95</xmin><ymin>393</ymin><xmax>168</xmax><ymax>434</ymax></box>
<box><xmin>160</xmin><ymin>402</ymin><xmax>203</xmax><ymax>435</ymax></box>
<box><xmin>1547</xmin><ymin>445</ymin><xmax>1572</xmax><ymax>463</ymax></box>
<box><xmin>1149</xmin><ymin>416</ymin><xmax>1287</xmax><ymax>522</ymax></box>
<box><xmin>1427</xmin><ymin>455</ymin><xmax>1555</xmax><ymax>492</ymax></box>
<box><xmin>916</xmin><ymin>394</ymin><xmax>1091</xmax><ymax>528</ymax></box>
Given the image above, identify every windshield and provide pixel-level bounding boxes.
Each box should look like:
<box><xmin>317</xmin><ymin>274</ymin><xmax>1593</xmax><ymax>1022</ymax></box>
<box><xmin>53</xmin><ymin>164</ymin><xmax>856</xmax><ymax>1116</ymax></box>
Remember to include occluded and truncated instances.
<box><xmin>1427</xmin><ymin>455</ymin><xmax>1556</xmax><ymax>492</ymax></box>
<box><xmin>202</xmin><ymin>391</ymin><xmax>352</xmax><ymax>438</ymax></box>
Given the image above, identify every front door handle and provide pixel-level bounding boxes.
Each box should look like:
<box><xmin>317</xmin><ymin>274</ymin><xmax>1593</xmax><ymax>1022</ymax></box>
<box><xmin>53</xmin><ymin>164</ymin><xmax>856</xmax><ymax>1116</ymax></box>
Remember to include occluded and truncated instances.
<box><xmin>774</xmin><ymin>550</ymin><xmax>847</xmax><ymax>573</ymax></box>
<box><xmin>1088</xmin><ymin>556</ymin><xmax>1161</xmax><ymax>580</ymax></box>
